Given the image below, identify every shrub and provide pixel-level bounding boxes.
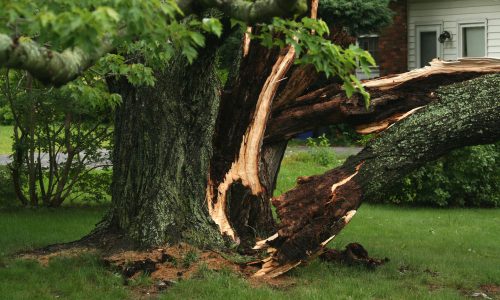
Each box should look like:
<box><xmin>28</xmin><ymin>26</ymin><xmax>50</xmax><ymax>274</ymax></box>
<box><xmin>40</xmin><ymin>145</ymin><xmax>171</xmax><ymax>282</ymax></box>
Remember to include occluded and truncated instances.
<box><xmin>2</xmin><ymin>70</ymin><xmax>116</xmax><ymax>207</ymax></box>
<box><xmin>319</xmin><ymin>0</ymin><xmax>393</xmax><ymax>35</ymax></box>
<box><xmin>306</xmin><ymin>134</ymin><xmax>337</xmax><ymax>166</ymax></box>
<box><xmin>369</xmin><ymin>143</ymin><xmax>500</xmax><ymax>207</ymax></box>
<box><xmin>68</xmin><ymin>169</ymin><xmax>112</xmax><ymax>205</ymax></box>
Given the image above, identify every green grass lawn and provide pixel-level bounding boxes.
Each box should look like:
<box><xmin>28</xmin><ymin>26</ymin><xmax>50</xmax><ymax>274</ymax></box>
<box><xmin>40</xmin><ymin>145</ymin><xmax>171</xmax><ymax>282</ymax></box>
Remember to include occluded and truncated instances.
<box><xmin>0</xmin><ymin>125</ymin><xmax>13</xmax><ymax>154</ymax></box>
<box><xmin>0</xmin><ymin>152</ymin><xmax>499</xmax><ymax>299</ymax></box>
<box><xmin>0</xmin><ymin>206</ymin><xmax>130</xmax><ymax>300</ymax></box>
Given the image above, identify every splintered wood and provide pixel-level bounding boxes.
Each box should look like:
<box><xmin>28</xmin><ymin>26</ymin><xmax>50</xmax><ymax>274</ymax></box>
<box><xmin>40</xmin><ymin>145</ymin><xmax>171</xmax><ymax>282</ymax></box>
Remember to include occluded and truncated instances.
<box><xmin>363</xmin><ymin>58</ymin><xmax>500</xmax><ymax>90</ymax></box>
<box><xmin>206</xmin><ymin>47</ymin><xmax>296</xmax><ymax>241</ymax></box>
<box><xmin>253</xmin><ymin>210</ymin><xmax>358</xmax><ymax>278</ymax></box>
<box><xmin>253</xmin><ymin>164</ymin><xmax>363</xmax><ymax>278</ymax></box>
<box><xmin>243</xmin><ymin>27</ymin><xmax>252</xmax><ymax>58</ymax></box>
<box><xmin>355</xmin><ymin>106</ymin><xmax>425</xmax><ymax>134</ymax></box>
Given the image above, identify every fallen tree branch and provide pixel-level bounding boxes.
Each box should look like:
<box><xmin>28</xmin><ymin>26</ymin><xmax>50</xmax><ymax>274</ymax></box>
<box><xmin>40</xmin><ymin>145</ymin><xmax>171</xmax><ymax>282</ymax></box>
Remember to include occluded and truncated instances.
<box><xmin>255</xmin><ymin>74</ymin><xmax>500</xmax><ymax>277</ymax></box>
<box><xmin>265</xmin><ymin>58</ymin><xmax>500</xmax><ymax>142</ymax></box>
<box><xmin>320</xmin><ymin>243</ymin><xmax>389</xmax><ymax>268</ymax></box>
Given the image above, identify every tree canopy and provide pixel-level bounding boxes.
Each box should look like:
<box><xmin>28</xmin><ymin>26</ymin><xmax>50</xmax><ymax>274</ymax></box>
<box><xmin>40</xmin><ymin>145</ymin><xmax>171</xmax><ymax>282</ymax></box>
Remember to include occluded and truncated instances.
<box><xmin>319</xmin><ymin>0</ymin><xmax>394</xmax><ymax>35</ymax></box>
<box><xmin>0</xmin><ymin>0</ymin><xmax>376</xmax><ymax>102</ymax></box>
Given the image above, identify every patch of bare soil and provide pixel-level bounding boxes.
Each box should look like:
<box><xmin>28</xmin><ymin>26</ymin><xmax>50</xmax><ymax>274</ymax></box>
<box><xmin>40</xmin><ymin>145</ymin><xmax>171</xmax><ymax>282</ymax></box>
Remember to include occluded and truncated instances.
<box><xmin>19</xmin><ymin>247</ymin><xmax>97</xmax><ymax>266</ymax></box>
<box><xmin>481</xmin><ymin>285</ymin><xmax>500</xmax><ymax>294</ymax></box>
<box><xmin>16</xmin><ymin>233</ymin><xmax>297</xmax><ymax>297</ymax></box>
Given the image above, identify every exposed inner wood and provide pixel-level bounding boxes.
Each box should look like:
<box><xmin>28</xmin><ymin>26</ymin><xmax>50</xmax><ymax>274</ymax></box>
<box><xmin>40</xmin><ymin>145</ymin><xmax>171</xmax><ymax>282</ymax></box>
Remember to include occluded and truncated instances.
<box><xmin>310</xmin><ymin>0</ymin><xmax>319</xmax><ymax>21</ymax></box>
<box><xmin>243</xmin><ymin>27</ymin><xmax>252</xmax><ymax>58</ymax></box>
<box><xmin>253</xmin><ymin>166</ymin><xmax>363</xmax><ymax>278</ymax></box>
<box><xmin>331</xmin><ymin>163</ymin><xmax>362</xmax><ymax>194</ymax></box>
<box><xmin>363</xmin><ymin>58</ymin><xmax>500</xmax><ymax>90</ymax></box>
<box><xmin>253</xmin><ymin>233</ymin><xmax>279</xmax><ymax>250</ymax></box>
<box><xmin>205</xmin><ymin>2</ymin><xmax>322</xmax><ymax>244</ymax></box>
<box><xmin>253</xmin><ymin>209</ymin><xmax>358</xmax><ymax>278</ymax></box>
<box><xmin>321</xmin><ymin>210</ymin><xmax>357</xmax><ymax>247</ymax></box>
<box><xmin>206</xmin><ymin>47</ymin><xmax>296</xmax><ymax>241</ymax></box>
<box><xmin>355</xmin><ymin>106</ymin><xmax>424</xmax><ymax>134</ymax></box>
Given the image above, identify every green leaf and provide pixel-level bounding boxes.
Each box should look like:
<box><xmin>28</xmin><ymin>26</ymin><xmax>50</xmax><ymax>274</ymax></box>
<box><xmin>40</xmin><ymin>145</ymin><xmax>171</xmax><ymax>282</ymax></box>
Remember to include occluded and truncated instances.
<box><xmin>202</xmin><ymin>18</ymin><xmax>223</xmax><ymax>37</ymax></box>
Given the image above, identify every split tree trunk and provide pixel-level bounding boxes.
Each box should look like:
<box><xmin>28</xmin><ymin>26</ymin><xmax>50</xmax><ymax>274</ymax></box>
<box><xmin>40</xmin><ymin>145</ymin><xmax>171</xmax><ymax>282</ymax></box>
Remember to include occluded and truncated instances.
<box><xmin>208</xmin><ymin>15</ymin><xmax>356</xmax><ymax>249</ymax></box>
<box><xmin>255</xmin><ymin>74</ymin><xmax>500</xmax><ymax>277</ymax></box>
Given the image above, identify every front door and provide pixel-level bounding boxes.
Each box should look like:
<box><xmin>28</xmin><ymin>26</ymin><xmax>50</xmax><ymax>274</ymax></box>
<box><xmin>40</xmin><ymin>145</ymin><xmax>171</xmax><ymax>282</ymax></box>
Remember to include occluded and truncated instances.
<box><xmin>417</xmin><ymin>25</ymin><xmax>442</xmax><ymax>67</ymax></box>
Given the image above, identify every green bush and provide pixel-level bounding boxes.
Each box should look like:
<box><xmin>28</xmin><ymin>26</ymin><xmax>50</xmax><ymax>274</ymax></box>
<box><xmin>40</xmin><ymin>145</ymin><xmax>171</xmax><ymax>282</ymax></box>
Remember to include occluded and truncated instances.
<box><xmin>319</xmin><ymin>0</ymin><xmax>393</xmax><ymax>35</ymax></box>
<box><xmin>369</xmin><ymin>143</ymin><xmax>500</xmax><ymax>207</ymax></box>
<box><xmin>69</xmin><ymin>169</ymin><xmax>112</xmax><ymax>205</ymax></box>
<box><xmin>2</xmin><ymin>70</ymin><xmax>114</xmax><ymax>207</ymax></box>
<box><xmin>306</xmin><ymin>134</ymin><xmax>337</xmax><ymax>166</ymax></box>
<box><xmin>0</xmin><ymin>105</ymin><xmax>13</xmax><ymax>125</ymax></box>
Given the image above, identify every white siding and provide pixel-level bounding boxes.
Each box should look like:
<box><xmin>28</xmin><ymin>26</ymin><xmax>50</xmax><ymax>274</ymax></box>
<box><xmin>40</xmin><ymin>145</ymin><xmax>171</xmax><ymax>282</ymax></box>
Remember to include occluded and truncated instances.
<box><xmin>408</xmin><ymin>0</ymin><xmax>500</xmax><ymax>70</ymax></box>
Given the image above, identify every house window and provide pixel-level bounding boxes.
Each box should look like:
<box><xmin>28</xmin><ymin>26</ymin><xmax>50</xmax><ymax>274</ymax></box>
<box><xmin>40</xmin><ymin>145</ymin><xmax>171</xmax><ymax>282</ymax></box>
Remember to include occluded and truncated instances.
<box><xmin>356</xmin><ymin>35</ymin><xmax>380</xmax><ymax>79</ymax></box>
<box><xmin>460</xmin><ymin>23</ymin><xmax>486</xmax><ymax>57</ymax></box>
<box><xmin>358</xmin><ymin>35</ymin><xmax>379</xmax><ymax>63</ymax></box>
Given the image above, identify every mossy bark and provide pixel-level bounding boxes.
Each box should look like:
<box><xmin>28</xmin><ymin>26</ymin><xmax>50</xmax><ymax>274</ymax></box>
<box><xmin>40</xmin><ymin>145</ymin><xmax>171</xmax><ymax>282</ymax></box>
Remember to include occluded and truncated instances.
<box><xmin>107</xmin><ymin>47</ymin><xmax>226</xmax><ymax>248</ymax></box>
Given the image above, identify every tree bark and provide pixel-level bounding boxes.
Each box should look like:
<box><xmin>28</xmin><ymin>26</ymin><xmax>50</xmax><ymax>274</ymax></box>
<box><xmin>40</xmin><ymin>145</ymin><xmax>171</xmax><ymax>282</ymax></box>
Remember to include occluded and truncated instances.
<box><xmin>255</xmin><ymin>74</ymin><xmax>500</xmax><ymax>277</ymax></box>
<box><xmin>106</xmin><ymin>45</ymin><xmax>226</xmax><ymax>248</ymax></box>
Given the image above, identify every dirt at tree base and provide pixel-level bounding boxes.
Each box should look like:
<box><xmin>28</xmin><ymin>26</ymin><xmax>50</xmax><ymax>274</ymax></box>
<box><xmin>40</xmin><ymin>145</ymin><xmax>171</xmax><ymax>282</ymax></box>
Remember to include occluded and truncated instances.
<box><xmin>16</xmin><ymin>234</ymin><xmax>300</xmax><ymax>297</ymax></box>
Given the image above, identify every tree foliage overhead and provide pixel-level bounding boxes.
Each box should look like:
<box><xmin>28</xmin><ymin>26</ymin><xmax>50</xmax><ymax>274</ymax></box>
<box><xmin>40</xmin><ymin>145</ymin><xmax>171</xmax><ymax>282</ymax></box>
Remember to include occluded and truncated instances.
<box><xmin>0</xmin><ymin>0</ymin><xmax>378</xmax><ymax>102</ymax></box>
<box><xmin>0</xmin><ymin>0</ymin><xmax>225</xmax><ymax>86</ymax></box>
<box><xmin>319</xmin><ymin>0</ymin><xmax>394</xmax><ymax>35</ymax></box>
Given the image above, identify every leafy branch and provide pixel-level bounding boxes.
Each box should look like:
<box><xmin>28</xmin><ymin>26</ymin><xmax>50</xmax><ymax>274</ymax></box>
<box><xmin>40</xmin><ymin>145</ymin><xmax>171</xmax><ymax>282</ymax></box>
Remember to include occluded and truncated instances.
<box><xmin>253</xmin><ymin>17</ymin><xmax>375</xmax><ymax>106</ymax></box>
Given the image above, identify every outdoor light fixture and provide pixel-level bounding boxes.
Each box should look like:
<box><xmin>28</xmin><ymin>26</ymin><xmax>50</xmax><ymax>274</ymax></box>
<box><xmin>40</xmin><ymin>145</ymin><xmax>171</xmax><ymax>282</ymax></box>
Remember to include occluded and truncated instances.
<box><xmin>438</xmin><ymin>31</ymin><xmax>452</xmax><ymax>43</ymax></box>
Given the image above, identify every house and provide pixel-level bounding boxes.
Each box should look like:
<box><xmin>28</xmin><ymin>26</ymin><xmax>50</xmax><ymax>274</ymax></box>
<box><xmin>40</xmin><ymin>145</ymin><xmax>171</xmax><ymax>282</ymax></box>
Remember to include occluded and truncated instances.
<box><xmin>358</xmin><ymin>0</ymin><xmax>500</xmax><ymax>78</ymax></box>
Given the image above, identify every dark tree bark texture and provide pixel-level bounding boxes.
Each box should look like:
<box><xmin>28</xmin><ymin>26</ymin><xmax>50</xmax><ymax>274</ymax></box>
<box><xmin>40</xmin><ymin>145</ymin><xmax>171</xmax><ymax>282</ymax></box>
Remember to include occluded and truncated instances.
<box><xmin>107</xmin><ymin>45</ymin><xmax>226</xmax><ymax>248</ymax></box>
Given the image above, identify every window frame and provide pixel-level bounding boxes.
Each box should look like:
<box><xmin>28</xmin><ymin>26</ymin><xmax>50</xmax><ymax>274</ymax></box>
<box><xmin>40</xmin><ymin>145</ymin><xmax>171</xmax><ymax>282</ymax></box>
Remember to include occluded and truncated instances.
<box><xmin>458</xmin><ymin>21</ymin><xmax>487</xmax><ymax>58</ymax></box>
<box><xmin>357</xmin><ymin>34</ymin><xmax>380</xmax><ymax>67</ymax></box>
<box><xmin>415</xmin><ymin>24</ymin><xmax>442</xmax><ymax>68</ymax></box>
<box><xmin>355</xmin><ymin>34</ymin><xmax>380</xmax><ymax>79</ymax></box>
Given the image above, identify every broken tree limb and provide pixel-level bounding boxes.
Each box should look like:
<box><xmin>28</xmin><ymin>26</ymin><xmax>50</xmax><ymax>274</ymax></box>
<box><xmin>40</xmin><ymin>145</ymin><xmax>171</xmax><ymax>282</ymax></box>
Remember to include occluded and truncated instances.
<box><xmin>266</xmin><ymin>58</ymin><xmax>500</xmax><ymax>142</ymax></box>
<box><xmin>255</xmin><ymin>74</ymin><xmax>500</xmax><ymax>277</ymax></box>
<box><xmin>363</xmin><ymin>58</ymin><xmax>500</xmax><ymax>90</ymax></box>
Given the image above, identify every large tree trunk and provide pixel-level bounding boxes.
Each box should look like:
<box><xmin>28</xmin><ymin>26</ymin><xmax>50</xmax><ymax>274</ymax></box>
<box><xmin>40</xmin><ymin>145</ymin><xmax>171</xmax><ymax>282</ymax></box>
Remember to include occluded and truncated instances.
<box><xmin>255</xmin><ymin>74</ymin><xmax>500</xmax><ymax>277</ymax></box>
<box><xmin>106</xmin><ymin>45</ymin><xmax>226</xmax><ymax>248</ymax></box>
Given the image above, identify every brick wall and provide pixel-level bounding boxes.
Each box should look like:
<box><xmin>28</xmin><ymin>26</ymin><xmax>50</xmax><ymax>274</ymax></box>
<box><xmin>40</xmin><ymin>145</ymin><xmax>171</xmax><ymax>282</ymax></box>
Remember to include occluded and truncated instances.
<box><xmin>378</xmin><ymin>0</ymin><xmax>408</xmax><ymax>75</ymax></box>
